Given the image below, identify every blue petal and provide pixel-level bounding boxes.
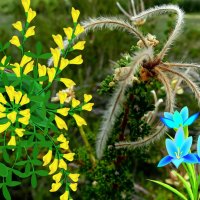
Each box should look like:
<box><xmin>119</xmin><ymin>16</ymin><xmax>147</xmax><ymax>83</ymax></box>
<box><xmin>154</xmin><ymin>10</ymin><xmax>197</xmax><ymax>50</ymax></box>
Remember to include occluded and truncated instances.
<box><xmin>193</xmin><ymin>153</ymin><xmax>200</xmax><ymax>163</ymax></box>
<box><xmin>198</xmin><ymin>136</ymin><xmax>200</xmax><ymax>157</ymax></box>
<box><xmin>173</xmin><ymin>111</ymin><xmax>183</xmax><ymax>127</ymax></box>
<box><xmin>174</xmin><ymin>128</ymin><xmax>185</xmax><ymax>148</ymax></box>
<box><xmin>166</xmin><ymin>139</ymin><xmax>177</xmax><ymax>157</ymax></box>
<box><xmin>157</xmin><ymin>156</ymin><xmax>173</xmax><ymax>167</ymax></box>
<box><xmin>184</xmin><ymin>112</ymin><xmax>200</xmax><ymax>126</ymax></box>
<box><xmin>180</xmin><ymin>106</ymin><xmax>189</xmax><ymax>122</ymax></box>
<box><xmin>164</xmin><ymin>112</ymin><xmax>173</xmax><ymax>120</ymax></box>
<box><xmin>180</xmin><ymin>136</ymin><xmax>192</xmax><ymax>156</ymax></box>
<box><xmin>172</xmin><ymin>158</ymin><xmax>184</xmax><ymax>168</ymax></box>
<box><xmin>160</xmin><ymin>117</ymin><xmax>176</xmax><ymax>128</ymax></box>
<box><xmin>183</xmin><ymin>154</ymin><xmax>198</xmax><ymax>163</ymax></box>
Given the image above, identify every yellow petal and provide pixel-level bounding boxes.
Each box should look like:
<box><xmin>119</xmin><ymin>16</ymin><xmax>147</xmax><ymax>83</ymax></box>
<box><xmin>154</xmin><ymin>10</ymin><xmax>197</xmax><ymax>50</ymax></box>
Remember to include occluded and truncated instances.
<box><xmin>60</xmin><ymin>191</ymin><xmax>69</xmax><ymax>200</ymax></box>
<box><xmin>47</xmin><ymin>68</ymin><xmax>56</xmax><ymax>82</ymax></box>
<box><xmin>0</xmin><ymin>104</ymin><xmax>6</xmax><ymax>112</ymax></box>
<box><xmin>25</xmin><ymin>26</ymin><xmax>35</xmax><ymax>38</ymax></box>
<box><xmin>73</xmin><ymin>41</ymin><xmax>86</xmax><ymax>50</ymax></box>
<box><xmin>38</xmin><ymin>64</ymin><xmax>47</xmax><ymax>77</ymax></box>
<box><xmin>63</xmin><ymin>27</ymin><xmax>73</xmax><ymax>41</ymax></box>
<box><xmin>57</xmin><ymin>108</ymin><xmax>70</xmax><ymax>116</ymax></box>
<box><xmin>49</xmin><ymin>158</ymin><xmax>58</xmax><ymax>175</ymax></box>
<box><xmin>84</xmin><ymin>94</ymin><xmax>92</xmax><ymax>103</ymax></box>
<box><xmin>60</xmin><ymin>78</ymin><xmax>76</xmax><ymax>88</ymax></box>
<box><xmin>60</xmin><ymin>141</ymin><xmax>69</xmax><ymax>150</ymax></box>
<box><xmin>49</xmin><ymin>182</ymin><xmax>62</xmax><ymax>192</ymax></box>
<box><xmin>0</xmin><ymin>113</ymin><xmax>6</xmax><ymax>118</ymax></box>
<box><xmin>20</xmin><ymin>55</ymin><xmax>32</xmax><ymax>67</ymax></box>
<box><xmin>68</xmin><ymin>173</ymin><xmax>80</xmax><ymax>182</ymax></box>
<box><xmin>70</xmin><ymin>183</ymin><xmax>77</xmax><ymax>191</ymax></box>
<box><xmin>0</xmin><ymin>122</ymin><xmax>11</xmax><ymax>133</ymax></box>
<box><xmin>10</xmin><ymin>36</ymin><xmax>21</xmax><ymax>47</ymax></box>
<box><xmin>71</xmin><ymin>7</ymin><xmax>80</xmax><ymax>23</ymax></box>
<box><xmin>43</xmin><ymin>149</ymin><xmax>52</xmax><ymax>166</ymax></box>
<box><xmin>18</xmin><ymin>116</ymin><xmax>29</xmax><ymax>125</ymax></box>
<box><xmin>55</xmin><ymin>115</ymin><xmax>68</xmax><ymax>130</ymax></box>
<box><xmin>58</xmin><ymin>159</ymin><xmax>67</xmax><ymax>170</ymax></box>
<box><xmin>73</xmin><ymin>114</ymin><xmax>87</xmax><ymax>126</ymax></box>
<box><xmin>20</xmin><ymin>94</ymin><xmax>30</xmax><ymax>106</ymax></box>
<box><xmin>23</xmin><ymin>60</ymin><xmax>34</xmax><ymax>75</ymax></box>
<box><xmin>1</xmin><ymin>56</ymin><xmax>7</xmax><ymax>66</ymax></box>
<box><xmin>82</xmin><ymin>103</ymin><xmax>94</xmax><ymax>111</ymax></box>
<box><xmin>27</xmin><ymin>8</ymin><xmax>36</xmax><ymax>23</ymax></box>
<box><xmin>52</xmin><ymin>172</ymin><xmax>62</xmax><ymax>183</ymax></box>
<box><xmin>8</xmin><ymin>135</ymin><xmax>16</xmax><ymax>146</ymax></box>
<box><xmin>50</xmin><ymin>48</ymin><xmax>60</xmax><ymax>68</ymax></box>
<box><xmin>69</xmin><ymin>55</ymin><xmax>83</xmax><ymax>65</ymax></box>
<box><xmin>19</xmin><ymin>109</ymin><xmax>30</xmax><ymax>117</ymax></box>
<box><xmin>15</xmin><ymin>128</ymin><xmax>25</xmax><ymax>137</ymax></box>
<box><xmin>74</xmin><ymin>24</ymin><xmax>84</xmax><ymax>36</ymax></box>
<box><xmin>12</xmin><ymin>21</ymin><xmax>23</xmax><ymax>32</ymax></box>
<box><xmin>12</xmin><ymin>63</ymin><xmax>21</xmax><ymax>77</ymax></box>
<box><xmin>59</xmin><ymin>58</ymin><xmax>69</xmax><ymax>71</ymax></box>
<box><xmin>58</xmin><ymin>91</ymin><xmax>67</xmax><ymax>104</ymax></box>
<box><xmin>21</xmin><ymin>0</ymin><xmax>30</xmax><ymax>12</ymax></box>
<box><xmin>0</xmin><ymin>93</ymin><xmax>7</xmax><ymax>104</ymax></box>
<box><xmin>52</xmin><ymin>34</ymin><xmax>64</xmax><ymax>50</ymax></box>
<box><xmin>62</xmin><ymin>153</ymin><xmax>75</xmax><ymax>161</ymax></box>
<box><xmin>7</xmin><ymin>111</ymin><xmax>17</xmax><ymax>123</ymax></box>
<box><xmin>5</xmin><ymin>86</ymin><xmax>15</xmax><ymax>102</ymax></box>
<box><xmin>14</xmin><ymin>91</ymin><xmax>22</xmax><ymax>104</ymax></box>
<box><xmin>72</xmin><ymin>98</ymin><xmax>80</xmax><ymax>108</ymax></box>
<box><xmin>57</xmin><ymin>134</ymin><xmax>66</xmax><ymax>143</ymax></box>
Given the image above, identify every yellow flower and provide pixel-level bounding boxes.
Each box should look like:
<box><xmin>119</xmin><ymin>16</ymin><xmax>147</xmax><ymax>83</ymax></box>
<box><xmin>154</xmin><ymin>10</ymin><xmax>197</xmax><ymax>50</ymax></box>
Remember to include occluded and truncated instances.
<box><xmin>0</xmin><ymin>122</ymin><xmax>11</xmax><ymax>133</ymax></box>
<box><xmin>21</xmin><ymin>0</ymin><xmax>30</xmax><ymax>12</ymax></box>
<box><xmin>8</xmin><ymin>135</ymin><xmax>16</xmax><ymax>146</ymax></box>
<box><xmin>20</xmin><ymin>94</ymin><xmax>30</xmax><ymax>106</ymax></box>
<box><xmin>7</xmin><ymin>111</ymin><xmax>17</xmax><ymax>123</ymax></box>
<box><xmin>58</xmin><ymin>91</ymin><xmax>67</xmax><ymax>104</ymax></box>
<box><xmin>0</xmin><ymin>104</ymin><xmax>6</xmax><ymax>112</ymax></box>
<box><xmin>18</xmin><ymin>116</ymin><xmax>29</xmax><ymax>125</ymax></box>
<box><xmin>68</xmin><ymin>173</ymin><xmax>80</xmax><ymax>182</ymax></box>
<box><xmin>70</xmin><ymin>183</ymin><xmax>78</xmax><ymax>191</ymax></box>
<box><xmin>63</xmin><ymin>27</ymin><xmax>73</xmax><ymax>41</ymax></box>
<box><xmin>19</xmin><ymin>109</ymin><xmax>30</xmax><ymax>117</ymax></box>
<box><xmin>0</xmin><ymin>56</ymin><xmax>7</xmax><ymax>70</ymax></box>
<box><xmin>15</xmin><ymin>128</ymin><xmax>25</xmax><ymax>137</ymax></box>
<box><xmin>20</xmin><ymin>55</ymin><xmax>32</xmax><ymax>67</ymax></box>
<box><xmin>60</xmin><ymin>141</ymin><xmax>69</xmax><ymax>150</ymax></box>
<box><xmin>82</xmin><ymin>103</ymin><xmax>94</xmax><ymax>111</ymax></box>
<box><xmin>52</xmin><ymin>34</ymin><xmax>64</xmax><ymax>50</ymax></box>
<box><xmin>60</xmin><ymin>191</ymin><xmax>69</xmax><ymax>200</ymax></box>
<box><xmin>74</xmin><ymin>24</ymin><xmax>84</xmax><ymax>36</ymax></box>
<box><xmin>27</xmin><ymin>8</ymin><xmax>36</xmax><ymax>23</ymax></box>
<box><xmin>14</xmin><ymin>91</ymin><xmax>22</xmax><ymax>104</ymax></box>
<box><xmin>72</xmin><ymin>98</ymin><xmax>80</xmax><ymax>108</ymax></box>
<box><xmin>12</xmin><ymin>21</ymin><xmax>23</xmax><ymax>31</ymax></box>
<box><xmin>71</xmin><ymin>7</ymin><xmax>80</xmax><ymax>23</ymax></box>
<box><xmin>0</xmin><ymin>113</ymin><xmax>6</xmax><ymax>118</ymax></box>
<box><xmin>12</xmin><ymin>63</ymin><xmax>21</xmax><ymax>77</ymax></box>
<box><xmin>59</xmin><ymin>58</ymin><xmax>69</xmax><ymax>71</ymax></box>
<box><xmin>47</xmin><ymin>68</ymin><xmax>56</xmax><ymax>82</ymax></box>
<box><xmin>62</xmin><ymin>153</ymin><xmax>75</xmax><ymax>161</ymax></box>
<box><xmin>73</xmin><ymin>114</ymin><xmax>87</xmax><ymax>126</ymax></box>
<box><xmin>60</xmin><ymin>78</ymin><xmax>76</xmax><ymax>88</ymax></box>
<box><xmin>55</xmin><ymin>115</ymin><xmax>68</xmax><ymax>130</ymax></box>
<box><xmin>5</xmin><ymin>86</ymin><xmax>15</xmax><ymax>102</ymax></box>
<box><xmin>58</xmin><ymin>159</ymin><xmax>67</xmax><ymax>170</ymax></box>
<box><xmin>0</xmin><ymin>93</ymin><xmax>7</xmax><ymax>104</ymax></box>
<box><xmin>49</xmin><ymin>158</ymin><xmax>59</xmax><ymax>175</ymax></box>
<box><xmin>49</xmin><ymin>182</ymin><xmax>62</xmax><ymax>192</ymax></box>
<box><xmin>25</xmin><ymin>26</ymin><xmax>35</xmax><ymax>38</ymax></box>
<box><xmin>24</xmin><ymin>60</ymin><xmax>34</xmax><ymax>75</ymax></box>
<box><xmin>69</xmin><ymin>55</ymin><xmax>83</xmax><ymax>65</ymax></box>
<box><xmin>57</xmin><ymin>108</ymin><xmax>70</xmax><ymax>117</ymax></box>
<box><xmin>52</xmin><ymin>172</ymin><xmax>62</xmax><ymax>183</ymax></box>
<box><xmin>84</xmin><ymin>94</ymin><xmax>92</xmax><ymax>103</ymax></box>
<box><xmin>10</xmin><ymin>36</ymin><xmax>21</xmax><ymax>47</ymax></box>
<box><xmin>43</xmin><ymin>149</ymin><xmax>52</xmax><ymax>166</ymax></box>
<box><xmin>73</xmin><ymin>41</ymin><xmax>86</xmax><ymax>50</ymax></box>
<box><xmin>50</xmin><ymin>48</ymin><xmax>60</xmax><ymax>68</ymax></box>
<box><xmin>57</xmin><ymin>134</ymin><xmax>66</xmax><ymax>143</ymax></box>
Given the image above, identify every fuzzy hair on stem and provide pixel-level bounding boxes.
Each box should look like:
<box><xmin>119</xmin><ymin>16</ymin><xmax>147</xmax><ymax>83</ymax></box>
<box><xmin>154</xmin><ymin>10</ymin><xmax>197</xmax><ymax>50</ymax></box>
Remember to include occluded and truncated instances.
<box><xmin>96</xmin><ymin>47</ymin><xmax>153</xmax><ymax>159</ymax></box>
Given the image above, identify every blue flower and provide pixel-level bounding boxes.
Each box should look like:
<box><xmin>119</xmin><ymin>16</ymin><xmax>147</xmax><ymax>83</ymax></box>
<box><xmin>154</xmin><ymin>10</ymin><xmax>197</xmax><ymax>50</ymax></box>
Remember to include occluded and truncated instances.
<box><xmin>194</xmin><ymin>135</ymin><xmax>200</xmax><ymax>163</ymax></box>
<box><xmin>160</xmin><ymin>106</ymin><xmax>199</xmax><ymax>129</ymax></box>
<box><xmin>158</xmin><ymin>128</ymin><xmax>197</xmax><ymax>168</ymax></box>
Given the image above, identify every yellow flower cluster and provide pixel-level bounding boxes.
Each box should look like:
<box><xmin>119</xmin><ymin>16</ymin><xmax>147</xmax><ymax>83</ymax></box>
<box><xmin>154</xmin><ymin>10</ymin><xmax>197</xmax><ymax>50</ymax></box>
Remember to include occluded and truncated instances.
<box><xmin>0</xmin><ymin>86</ymin><xmax>30</xmax><ymax>145</ymax></box>
<box><xmin>43</xmin><ymin>133</ymin><xmax>80</xmax><ymax>199</ymax></box>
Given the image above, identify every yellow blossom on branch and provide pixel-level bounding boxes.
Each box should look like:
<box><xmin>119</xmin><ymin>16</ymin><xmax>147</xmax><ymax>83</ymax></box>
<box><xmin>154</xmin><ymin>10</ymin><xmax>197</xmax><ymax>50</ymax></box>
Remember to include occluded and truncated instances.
<box><xmin>71</xmin><ymin>7</ymin><xmax>80</xmax><ymax>23</ymax></box>
<box><xmin>27</xmin><ymin>8</ymin><xmax>36</xmax><ymax>23</ymax></box>
<box><xmin>12</xmin><ymin>21</ymin><xmax>23</xmax><ymax>32</ymax></box>
<box><xmin>10</xmin><ymin>36</ymin><xmax>21</xmax><ymax>48</ymax></box>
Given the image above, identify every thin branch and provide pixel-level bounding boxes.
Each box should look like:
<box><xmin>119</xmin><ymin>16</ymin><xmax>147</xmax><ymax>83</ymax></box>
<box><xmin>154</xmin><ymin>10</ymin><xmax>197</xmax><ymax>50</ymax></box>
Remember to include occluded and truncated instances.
<box><xmin>165</xmin><ymin>62</ymin><xmax>200</xmax><ymax>69</ymax></box>
<box><xmin>116</xmin><ymin>2</ymin><xmax>132</xmax><ymax>18</ymax></box>
<box><xmin>131</xmin><ymin>0</ymin><xmax>137</xmax><ymax>16</ymax></box>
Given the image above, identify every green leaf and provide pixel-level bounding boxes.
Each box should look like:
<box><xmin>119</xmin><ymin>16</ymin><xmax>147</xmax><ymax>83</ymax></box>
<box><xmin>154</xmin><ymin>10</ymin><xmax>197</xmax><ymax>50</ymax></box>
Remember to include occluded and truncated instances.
<box><xmin>33</xmin><ymin>144</ymin><xmax>39</xmax><ymax>159</ymax></box>
<box><xmin>24</xmin><ymin>51</ymin><xmax>37</xmax><ymax>59</ymax></box>
<box><xmin>35</xmin><ymin>133</ymin><xmax>45</xmax><ymax>142</ymax></box>
<box><xmin>25</xmin><ymin>162</ymin><xmax>31</xmax><ymax>175</ymax></box>
<box><xmin>31</xmin><ymin>173</ymin><xmax>37</xmax><ymax>188</ymax></box>
<box><xmin>32</xmin><ymin>159</ymin><xmax>42</xmax><ymax>166</ymax></box>
<box><xmin>2</xmin><ymin>185</ymin><xmax>11</xmax><ymax>200</ymax></box>
<box><xmin>6</xmin><ymin>170</ymin><xmax>12</xmax><ymax>185</ymax></box>
<box><xmin>0</xmin><ymin>163</ymin><xmax>8</xmax><ymax>177</ymax></box>
<box><xmin>35</xmin><ymin>170</ymin><xmax>48</xmax><ymax>176</ymax></box>
<box><xmin>36</xmin><ymin>41</ymin><xmax>43</xmax><ymax>55</ymax></box>
<box><xmin>3</xmin><ymin>42</ymin><xmax>10</xmax><ymax>50</ymax></box>
<box><xmin>2</xmin><ymin>149</ymin><xmax>11</xmax><ymax>163</ymax></box>
<box><xmin>6</xmin><ymin>181</ymin><xmax>21</xmax><ymax>187</ymax></box>
<box><xmin>12</xmin><ymin>169</ymin><xmax>30</xmax><ymax>178</ymax></box>
<box><xmin>38</xmin><ymin>53</ymin><xmax>52</xmax><ymax>59</ymax></box>
<box><xmin>148</xmin><ymin>179</ymin><xmax>187</xmax><ymax>200</ymax></box>
<box><xmin>15</xmin><ymin>160</ymin><xmax>27</xmax><ymax>166</ymax></box>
